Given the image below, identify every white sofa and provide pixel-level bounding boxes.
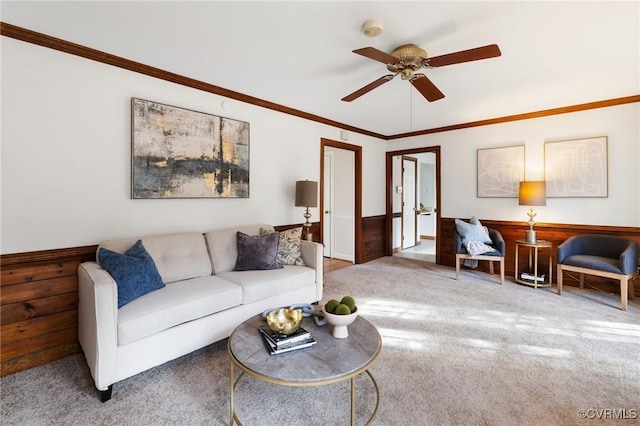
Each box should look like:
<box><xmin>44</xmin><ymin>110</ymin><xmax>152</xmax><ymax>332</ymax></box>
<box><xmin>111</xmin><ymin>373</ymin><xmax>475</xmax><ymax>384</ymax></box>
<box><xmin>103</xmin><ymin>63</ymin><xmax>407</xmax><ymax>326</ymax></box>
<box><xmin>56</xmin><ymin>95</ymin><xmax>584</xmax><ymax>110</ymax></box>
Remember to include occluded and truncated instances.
<box><xmin>78</xmin><ymin>225</ymin><xmax>323</xmax><ymax>401</ymax></box>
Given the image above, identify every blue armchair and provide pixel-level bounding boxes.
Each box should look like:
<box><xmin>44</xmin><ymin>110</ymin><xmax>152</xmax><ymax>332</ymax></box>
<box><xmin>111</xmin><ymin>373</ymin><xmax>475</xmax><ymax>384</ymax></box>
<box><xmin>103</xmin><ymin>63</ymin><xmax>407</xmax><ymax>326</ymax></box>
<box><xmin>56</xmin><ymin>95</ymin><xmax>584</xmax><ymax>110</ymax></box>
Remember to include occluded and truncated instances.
<box><xmin>455</xmin><ymin>228</ymin><xmax>506</xmax><ymax>284</ymax></box>
<box><xmin>557</xmin><ymin>235</ymin><xmax>638</xmax><ymax>311</ymax></box>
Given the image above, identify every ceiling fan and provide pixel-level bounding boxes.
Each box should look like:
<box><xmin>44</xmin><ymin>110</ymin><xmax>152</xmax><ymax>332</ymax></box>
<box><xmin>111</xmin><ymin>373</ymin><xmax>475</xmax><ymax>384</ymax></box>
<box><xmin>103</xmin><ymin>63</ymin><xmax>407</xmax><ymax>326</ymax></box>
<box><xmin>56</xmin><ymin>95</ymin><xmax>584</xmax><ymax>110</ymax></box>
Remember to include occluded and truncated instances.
<box><xmin>342</xmin><ymin>43</ymin><xmax>501</xmax><ymax>102</ymax></box>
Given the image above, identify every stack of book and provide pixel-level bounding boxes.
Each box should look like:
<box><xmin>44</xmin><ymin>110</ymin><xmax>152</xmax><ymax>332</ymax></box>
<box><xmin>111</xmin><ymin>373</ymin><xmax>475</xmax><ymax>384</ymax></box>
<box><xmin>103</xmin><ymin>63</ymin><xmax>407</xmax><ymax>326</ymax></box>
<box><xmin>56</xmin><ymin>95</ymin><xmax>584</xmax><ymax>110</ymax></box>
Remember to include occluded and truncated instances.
<box><xmin>259</xmin><ymin>325</ymin><xmax>316</xmax><ymax>355</ymax></box>
<box><xmin>521</xmin><ymin>272</ymin><xmax>545</xmax><ymax>283</ymax></box>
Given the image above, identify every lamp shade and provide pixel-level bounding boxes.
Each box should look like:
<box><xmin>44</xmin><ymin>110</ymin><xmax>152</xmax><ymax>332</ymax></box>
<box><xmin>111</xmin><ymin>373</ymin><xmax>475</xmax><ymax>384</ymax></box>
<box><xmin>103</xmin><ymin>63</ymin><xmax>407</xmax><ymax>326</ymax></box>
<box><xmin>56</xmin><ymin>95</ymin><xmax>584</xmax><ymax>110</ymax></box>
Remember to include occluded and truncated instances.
<box><xmin>519</xmin><ymin>181</ymin><xmax>546</xmax><ymax>206</ymax></box>
<box><xmin>295</xmin><ymin>180</ymin><xmax>318</xmax><ymax>207</ymax></box>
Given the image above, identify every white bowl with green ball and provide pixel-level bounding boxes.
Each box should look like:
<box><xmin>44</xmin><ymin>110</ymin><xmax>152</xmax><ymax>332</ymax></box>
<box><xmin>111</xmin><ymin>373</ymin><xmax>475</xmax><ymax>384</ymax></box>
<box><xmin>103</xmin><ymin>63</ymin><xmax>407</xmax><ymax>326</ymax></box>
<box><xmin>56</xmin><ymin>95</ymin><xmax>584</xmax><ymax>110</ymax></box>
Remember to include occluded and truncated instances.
<box><xmin>322</xmin><ymin>304</ymin><xmax>358</xmax><ymax>338</ymax></box>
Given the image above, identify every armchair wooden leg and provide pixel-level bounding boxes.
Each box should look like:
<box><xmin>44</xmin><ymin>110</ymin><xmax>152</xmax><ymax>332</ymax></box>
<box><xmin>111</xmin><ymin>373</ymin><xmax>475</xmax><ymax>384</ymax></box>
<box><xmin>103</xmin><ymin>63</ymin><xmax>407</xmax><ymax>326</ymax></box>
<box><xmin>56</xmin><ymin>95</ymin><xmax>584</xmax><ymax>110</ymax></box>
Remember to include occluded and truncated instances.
<box><xmin>579</xmin><ymin>274</ymin><xmax>584</xmax><ymax>289</ymax></box>
<box><xmin>489</xmin><ymin>261</ymin><xmax>494</xmax><ymax>276</ymax></box>
<box><xmin>499</xmin><ymin>258</ymin><xmax>504</xmax><ymax>285</ymax></box>
<box><xmin>620</xmin><ymin>277</ymin><xmax>628</xmax><ymax>311</ymax></box>
<box><xmin>455</xmin><ymin>255</ymin><xmax>461</xmax><ymax>280</ymax></box>
<box><xmin>557</xmin><ymin>266</ymin><xmax>563</xmax><ymax>295</ymax></box>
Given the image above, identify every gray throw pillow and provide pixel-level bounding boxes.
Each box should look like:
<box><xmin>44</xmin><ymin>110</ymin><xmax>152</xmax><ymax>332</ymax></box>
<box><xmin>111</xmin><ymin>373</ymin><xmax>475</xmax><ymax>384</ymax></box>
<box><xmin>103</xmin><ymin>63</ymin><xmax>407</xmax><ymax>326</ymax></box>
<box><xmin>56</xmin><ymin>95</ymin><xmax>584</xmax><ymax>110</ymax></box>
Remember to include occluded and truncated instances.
<box><xmin>234</xmin><ymin>231</ymin><xmax>283</xmax><ymax>271</ymax></box>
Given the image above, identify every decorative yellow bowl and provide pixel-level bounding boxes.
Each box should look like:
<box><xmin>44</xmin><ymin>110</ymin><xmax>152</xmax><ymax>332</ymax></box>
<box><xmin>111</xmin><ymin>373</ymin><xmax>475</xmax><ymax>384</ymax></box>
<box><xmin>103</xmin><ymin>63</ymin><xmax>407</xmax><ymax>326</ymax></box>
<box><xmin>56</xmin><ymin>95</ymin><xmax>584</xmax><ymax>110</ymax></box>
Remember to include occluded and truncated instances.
<box><xmin>266</xmin><ymin>308</ymin><xmax>303</xmax><ymax>335</ymax></box>
<box><xmin>322</xmin><ymin>305</ymin><xmax>358</xmax><ymax>338</ymax></box>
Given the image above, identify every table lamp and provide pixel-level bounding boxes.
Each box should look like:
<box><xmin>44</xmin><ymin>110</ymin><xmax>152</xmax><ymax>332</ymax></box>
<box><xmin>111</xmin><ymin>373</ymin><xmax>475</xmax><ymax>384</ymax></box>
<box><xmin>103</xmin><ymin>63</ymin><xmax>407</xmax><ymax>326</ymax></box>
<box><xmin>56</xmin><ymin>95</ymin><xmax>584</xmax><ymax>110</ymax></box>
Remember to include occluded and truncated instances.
<box><xmin>519</xmin><ymin>181</ymin><xmax>546</xmax><ymax>244</ymax></box>
<box><xmin>295</xmin><ymin>180</ymin><xmax>318</xmax><ymax>241</ymax></box>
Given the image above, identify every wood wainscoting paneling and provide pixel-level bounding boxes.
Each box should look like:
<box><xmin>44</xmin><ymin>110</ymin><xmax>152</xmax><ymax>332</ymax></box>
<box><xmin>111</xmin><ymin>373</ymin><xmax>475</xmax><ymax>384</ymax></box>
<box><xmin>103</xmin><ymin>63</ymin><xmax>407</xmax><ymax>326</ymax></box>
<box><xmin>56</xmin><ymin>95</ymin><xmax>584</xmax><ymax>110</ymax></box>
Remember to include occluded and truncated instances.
<box><xmin>361</xmin><ymin>215</ymin><xmax>386</xmax><ymax>263</ymax></box>
<box><xmin>440</xmin><ymin>218</ymin><xmax>640</xmax><ymax>294</ymax></box>
<box><xmin>0</xmin><ymin>246</ymin><xmax>96</xmax><ymax>376</ymax></box>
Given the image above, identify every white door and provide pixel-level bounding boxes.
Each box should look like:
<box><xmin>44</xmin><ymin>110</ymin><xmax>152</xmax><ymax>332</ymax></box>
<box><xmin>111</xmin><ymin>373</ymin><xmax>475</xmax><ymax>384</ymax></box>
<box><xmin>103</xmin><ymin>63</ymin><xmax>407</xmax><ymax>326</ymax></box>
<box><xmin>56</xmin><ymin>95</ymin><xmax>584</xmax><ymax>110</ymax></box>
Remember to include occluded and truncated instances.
<box><xmin>402</xmin><ymin>158</ymin><xmax>417</xmax><ymax>249</ymax></box>
<box><xmin>323</xmin><ymin>151</ymin><xmax>334</xmax><ymax>258</ymax></box>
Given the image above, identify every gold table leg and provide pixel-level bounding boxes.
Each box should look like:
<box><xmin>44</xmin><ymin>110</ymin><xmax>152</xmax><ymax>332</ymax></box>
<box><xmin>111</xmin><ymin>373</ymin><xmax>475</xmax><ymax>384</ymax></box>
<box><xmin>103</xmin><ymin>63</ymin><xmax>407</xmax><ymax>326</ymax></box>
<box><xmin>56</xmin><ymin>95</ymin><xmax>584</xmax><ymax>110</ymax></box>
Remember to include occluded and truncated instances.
<box><xmin>351</xmin><ymin>377</ymin><xmax>356</xmax><ymax>426</ymax></box>
<box><xmin>230</xmin><ymin>365</ymin><xmax>379</xmax><ymax>425</ymax></box>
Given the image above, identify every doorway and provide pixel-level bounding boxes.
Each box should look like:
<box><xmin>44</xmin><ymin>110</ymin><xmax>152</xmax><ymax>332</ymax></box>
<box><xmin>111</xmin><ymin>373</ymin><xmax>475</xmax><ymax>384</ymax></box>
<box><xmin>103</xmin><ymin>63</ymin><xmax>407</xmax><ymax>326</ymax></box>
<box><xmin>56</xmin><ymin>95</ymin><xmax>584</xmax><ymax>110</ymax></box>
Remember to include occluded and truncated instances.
<box><xmin>320</xmin><ymin>138</ymin><xmax>362</xmax><ymax>264</ymax></box>
<box><xmin>386</xmin><ymin>147</ymin><xmax>441</xmax><ymax>264</ymax></box>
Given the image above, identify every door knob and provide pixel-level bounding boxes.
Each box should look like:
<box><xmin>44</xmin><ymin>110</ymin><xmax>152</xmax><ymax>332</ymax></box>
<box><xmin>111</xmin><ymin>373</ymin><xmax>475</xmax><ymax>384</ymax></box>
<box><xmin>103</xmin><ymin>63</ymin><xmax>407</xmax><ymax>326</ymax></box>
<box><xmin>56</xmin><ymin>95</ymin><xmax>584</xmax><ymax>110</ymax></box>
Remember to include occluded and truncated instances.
<box><xmin>324</xmin><ymin>210</ymin><xmax>330</xmax><ymax>214</ymax></box>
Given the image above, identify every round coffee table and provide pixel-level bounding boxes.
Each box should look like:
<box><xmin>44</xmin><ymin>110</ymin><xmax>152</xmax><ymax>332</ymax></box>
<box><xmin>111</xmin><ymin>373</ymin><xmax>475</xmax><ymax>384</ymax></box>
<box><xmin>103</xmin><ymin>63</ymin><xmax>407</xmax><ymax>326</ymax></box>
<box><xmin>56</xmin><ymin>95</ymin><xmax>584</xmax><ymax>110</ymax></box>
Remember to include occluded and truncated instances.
<box><xmin>227</xmin><ymin>313</ymin><xmax>382</xmax><ymax>425</ymax></box>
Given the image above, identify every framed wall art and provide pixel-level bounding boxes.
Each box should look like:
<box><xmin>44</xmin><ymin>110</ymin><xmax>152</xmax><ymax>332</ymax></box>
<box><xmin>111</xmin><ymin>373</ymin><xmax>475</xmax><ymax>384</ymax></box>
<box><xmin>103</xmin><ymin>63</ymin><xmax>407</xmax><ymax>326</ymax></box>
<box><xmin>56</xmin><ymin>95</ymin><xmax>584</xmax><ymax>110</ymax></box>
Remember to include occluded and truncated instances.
<box><xmin>544</xmin><ymin>136</ymin><xmax>608</xmax><ymax>198</ymax></box>
<box><xmin>131</xmin><ymin>98</ymin><xmax>250</xmax><ymax>199</ymax></box>
<box><xmin>477</xmin><ymin>145</ymin><xmax>525</xmax><ymax>198</ymax></box>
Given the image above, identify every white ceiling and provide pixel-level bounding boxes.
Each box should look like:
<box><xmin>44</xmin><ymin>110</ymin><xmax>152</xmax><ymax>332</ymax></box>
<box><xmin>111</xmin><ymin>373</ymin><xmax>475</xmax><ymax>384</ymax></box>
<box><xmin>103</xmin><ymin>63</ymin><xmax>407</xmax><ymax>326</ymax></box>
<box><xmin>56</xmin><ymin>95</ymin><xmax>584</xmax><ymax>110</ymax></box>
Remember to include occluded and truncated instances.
<box><xmin>2</xmin><ymin>1</ymin><xmax>639</xmax><ymax>137</ymax></box>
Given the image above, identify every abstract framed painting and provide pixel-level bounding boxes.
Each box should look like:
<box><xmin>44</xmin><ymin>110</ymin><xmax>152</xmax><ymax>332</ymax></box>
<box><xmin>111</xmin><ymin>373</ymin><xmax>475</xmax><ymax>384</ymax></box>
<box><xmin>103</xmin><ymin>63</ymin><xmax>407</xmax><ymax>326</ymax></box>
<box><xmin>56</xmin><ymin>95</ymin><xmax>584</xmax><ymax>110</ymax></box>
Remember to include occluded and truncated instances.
<box><xmin>477</xmin><ymin>145</ymin><xmax>525</xmax><ymax>198</ymax></box>
<box><xmin>131</xmin><ymin>98</ymin><xmax>250</xmax><ymax>199</ymax></box>
<box><xmin>544</xmin><ymin>136</ymin><xmax>608</xmax><ymax>198</ymax></box>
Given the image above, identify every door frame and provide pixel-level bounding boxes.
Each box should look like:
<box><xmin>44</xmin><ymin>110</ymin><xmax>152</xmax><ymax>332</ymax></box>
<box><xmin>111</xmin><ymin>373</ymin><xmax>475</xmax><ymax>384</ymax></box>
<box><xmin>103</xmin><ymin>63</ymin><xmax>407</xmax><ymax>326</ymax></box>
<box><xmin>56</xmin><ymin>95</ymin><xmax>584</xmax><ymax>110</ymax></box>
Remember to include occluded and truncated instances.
<box><xmin>320</xmin><ymin>138</ymin><xmax>363</xmax><ymax>264</ymax></box>
<box><xmin>385</xmin><ymin>146</ymin><xmax>441</xmax><ymax>264</ymax></box>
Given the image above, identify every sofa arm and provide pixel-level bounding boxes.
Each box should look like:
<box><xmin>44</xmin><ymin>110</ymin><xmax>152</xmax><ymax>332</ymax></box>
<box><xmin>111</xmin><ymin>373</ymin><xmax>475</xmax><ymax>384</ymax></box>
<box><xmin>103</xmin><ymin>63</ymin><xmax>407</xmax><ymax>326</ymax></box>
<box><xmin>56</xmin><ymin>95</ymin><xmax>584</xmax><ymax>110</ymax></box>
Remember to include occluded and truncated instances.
<box><xmin>78</xmin><ymin>261</ymin><xmax>119</xmax><ymax>391</ymax></box>
<box><xmin>300</xmin><ymin>240</ymin><xmax>324</xmax><ymax>302</ymax></box>
<box><xmin>619</xmin><ymin>241</ymin><xmax>639</xmax><ymax>275</ymax></box>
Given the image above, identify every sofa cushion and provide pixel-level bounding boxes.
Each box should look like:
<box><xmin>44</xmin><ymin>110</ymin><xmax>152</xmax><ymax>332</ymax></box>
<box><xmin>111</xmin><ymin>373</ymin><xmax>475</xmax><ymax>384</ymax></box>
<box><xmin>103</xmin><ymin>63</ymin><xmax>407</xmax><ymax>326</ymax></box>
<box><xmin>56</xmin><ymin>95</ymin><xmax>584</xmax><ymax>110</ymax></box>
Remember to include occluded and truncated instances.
<box><xmin>100</xmin><ymin>232</ymin><xmax>212</xmax><ymax>284</ymax></box>
<box><xmin>218</xmin><ymin>265</ymin><xmax>315</xmax><ymax>304</ymax></box>
<box><xmin>98</xmin><ymin>240</ymin><xmax>165</xmax><ymax>308</ymax></box>
<box><xmin>204</xmin><ymin>225</ymin><xmax>272</xmax><ymax>274</ymax></box>
<box><xmin>261</xmin><ymin>227</ymin><xmax>306</xmax><ymax>266</ymax></box>
<box><xmin>117</xmin><ymin>275</ymin><xmax>242</xmax><ymax>345</ymax></box>
<box><xmin>235</xmin><ymin>231</ymin><xmax>283</xmax><ymax>271</ymax></box>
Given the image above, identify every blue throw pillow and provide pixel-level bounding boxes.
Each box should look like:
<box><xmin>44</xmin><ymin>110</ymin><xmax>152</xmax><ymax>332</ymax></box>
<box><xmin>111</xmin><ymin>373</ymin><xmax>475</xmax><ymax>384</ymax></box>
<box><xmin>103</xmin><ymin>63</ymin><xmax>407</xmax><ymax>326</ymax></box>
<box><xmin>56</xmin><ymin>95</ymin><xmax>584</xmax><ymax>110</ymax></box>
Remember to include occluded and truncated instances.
<box><xmin>98</xmin><ymin>240</ymin><xmax>165</xmax><ymax>308</ymax></box>
<box><xmin>234</xmin><ymin>231</ymin><xmax>283</xmax><ymax>271</ymax></box>
<box><xmin>455</xmin><ymin>217</ymin><xmax>493</xmax><ymax>244</ymax></box>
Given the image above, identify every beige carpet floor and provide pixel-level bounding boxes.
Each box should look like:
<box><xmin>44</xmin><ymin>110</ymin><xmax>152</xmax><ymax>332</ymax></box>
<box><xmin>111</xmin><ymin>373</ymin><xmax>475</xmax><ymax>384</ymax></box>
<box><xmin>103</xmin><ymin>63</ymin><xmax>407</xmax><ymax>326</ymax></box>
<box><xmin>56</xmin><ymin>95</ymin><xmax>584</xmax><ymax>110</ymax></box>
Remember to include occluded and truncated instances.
<box><xmin>2</xmin><ymin>256</ymin><xmax>639</xmax><ymax>425</ymax></box>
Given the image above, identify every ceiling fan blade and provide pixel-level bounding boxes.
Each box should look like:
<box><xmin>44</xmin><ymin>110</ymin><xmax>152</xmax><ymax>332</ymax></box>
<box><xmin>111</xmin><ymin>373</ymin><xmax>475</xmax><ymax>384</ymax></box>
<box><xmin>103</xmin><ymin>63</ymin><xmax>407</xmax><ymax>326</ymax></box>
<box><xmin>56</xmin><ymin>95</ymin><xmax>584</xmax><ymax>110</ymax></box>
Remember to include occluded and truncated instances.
<box><xmin>427</xmin><ymin>44</ymin><xmax>501</xmax><ymax>68</ymax></box>
<box><xmin>353</xmin><ymin>47</ymin><xmax>401</xmax><ymax>65</ymax></box>
<box><xmin>342</xmin><ymin>74</ymin><xmax>395</xmax><ymax>102</ymax></box>
<box><xmin>411</xmin><ymin>74</ymin><xmax>445</xmax><ymax>102</ymax></box>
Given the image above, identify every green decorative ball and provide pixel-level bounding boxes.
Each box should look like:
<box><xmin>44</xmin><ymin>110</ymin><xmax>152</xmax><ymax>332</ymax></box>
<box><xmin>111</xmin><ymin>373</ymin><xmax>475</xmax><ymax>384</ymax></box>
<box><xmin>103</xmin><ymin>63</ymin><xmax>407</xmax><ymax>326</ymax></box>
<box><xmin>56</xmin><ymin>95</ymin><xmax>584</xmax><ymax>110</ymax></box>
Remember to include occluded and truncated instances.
<box><xmin>334</xmin><ymin>303</ymin><xmax>352</xmax><ymax>315</ymax></box>
<box><xmin>325</xmin><ymin>299</ymin><xmax>340</xmax><ymax>313</ymax></box>
<box><xmin>340</xmin><ymin>296</ymin><xmax>356</xmax><ymax>312</ymax></box>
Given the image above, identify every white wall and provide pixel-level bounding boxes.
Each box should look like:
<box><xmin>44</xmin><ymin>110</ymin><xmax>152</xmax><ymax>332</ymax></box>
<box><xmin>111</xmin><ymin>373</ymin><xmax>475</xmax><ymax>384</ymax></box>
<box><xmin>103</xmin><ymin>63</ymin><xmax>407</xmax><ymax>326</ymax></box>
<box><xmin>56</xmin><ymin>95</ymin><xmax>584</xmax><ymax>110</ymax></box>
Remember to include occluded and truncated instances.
<box><xmin>0</xmin><ymin>38</ymin><xmax>386</xmax><ymax>254</ymax></box>
<box><xmin>390</xmin><ymin>103</ymin><xmax>640</xmax><ymax>227</ymax></box>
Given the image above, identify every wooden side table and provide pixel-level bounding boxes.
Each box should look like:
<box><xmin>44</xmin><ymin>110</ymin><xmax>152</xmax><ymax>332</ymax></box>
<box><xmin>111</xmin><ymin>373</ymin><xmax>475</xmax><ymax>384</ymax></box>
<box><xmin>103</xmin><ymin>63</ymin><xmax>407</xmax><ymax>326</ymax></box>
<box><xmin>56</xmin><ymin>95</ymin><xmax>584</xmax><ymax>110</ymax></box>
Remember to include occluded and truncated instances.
<box><xmin>514</xmin><ymin>239</ymin><xmax>553</xmax><ymax>288</ymax></box>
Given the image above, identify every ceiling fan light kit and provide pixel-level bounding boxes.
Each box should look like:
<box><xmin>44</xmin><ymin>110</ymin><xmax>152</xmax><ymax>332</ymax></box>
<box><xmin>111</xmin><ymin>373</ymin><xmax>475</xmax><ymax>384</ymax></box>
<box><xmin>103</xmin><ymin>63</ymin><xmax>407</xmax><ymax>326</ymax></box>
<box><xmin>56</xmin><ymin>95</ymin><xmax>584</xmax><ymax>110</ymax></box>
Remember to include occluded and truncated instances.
<box><xmin>362</xmin><ymin>19</ymin><xmax>383</xmax><ymax>37</ymax></box>
<box><xmin>343</xmin><ymin>43</ymin><xmax>501</xmax><ymax>102</ymax></box>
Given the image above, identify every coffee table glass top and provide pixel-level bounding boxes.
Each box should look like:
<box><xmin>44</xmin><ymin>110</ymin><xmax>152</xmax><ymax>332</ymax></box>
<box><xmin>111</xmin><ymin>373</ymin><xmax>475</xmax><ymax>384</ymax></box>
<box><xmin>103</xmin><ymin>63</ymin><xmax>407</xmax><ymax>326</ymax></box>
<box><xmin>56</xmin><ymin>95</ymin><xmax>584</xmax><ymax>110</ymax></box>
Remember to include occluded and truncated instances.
<box><xmin>228</xmin><ymin>314</ymin><xmax>381</xmax><ymax>385</ymax></box>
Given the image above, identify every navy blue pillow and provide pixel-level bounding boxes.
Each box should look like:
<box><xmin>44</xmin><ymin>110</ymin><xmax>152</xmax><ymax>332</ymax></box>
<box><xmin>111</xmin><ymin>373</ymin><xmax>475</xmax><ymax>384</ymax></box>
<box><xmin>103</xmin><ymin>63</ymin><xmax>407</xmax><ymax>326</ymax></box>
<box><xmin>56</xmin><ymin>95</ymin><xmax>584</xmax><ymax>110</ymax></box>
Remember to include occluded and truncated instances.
<box><xmin>234</xmin><ymin>231</ymin><xmax>283</xmax><ymax>271</ymax></box>
<box><xmin>98</xmin><ymin>240</ymin><xmax>165</xmax><ymax>308</ymax></box>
